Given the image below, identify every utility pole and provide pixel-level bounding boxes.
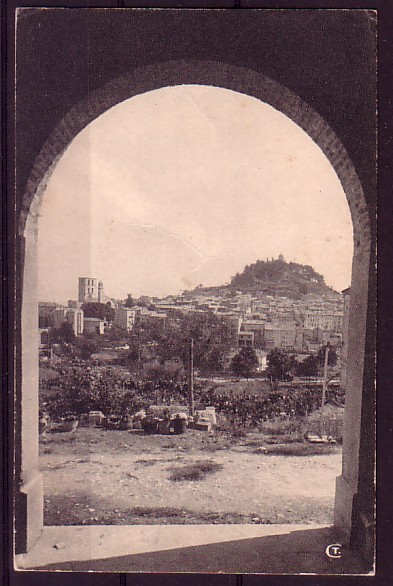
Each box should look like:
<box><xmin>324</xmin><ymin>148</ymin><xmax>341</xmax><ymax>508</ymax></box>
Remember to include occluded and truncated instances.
<box><xmin>47</xmin><ymin>328</ymin><xmax>53</xmax><ymax>363</ymax></box>
<box><xmin>188</xmin><ymin>338</ymin><xmax>194</xmax><ymax>416</ymax></box>
<box><xmin>319</xmin><ymin>344</ymin><xmax>329</xmax><ymax>437</ymax></box>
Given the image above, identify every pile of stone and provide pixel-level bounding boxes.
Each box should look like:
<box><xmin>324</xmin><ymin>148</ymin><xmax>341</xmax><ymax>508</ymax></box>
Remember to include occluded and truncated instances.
<box><xmin>139</xmin><ymin>405</ymin><xmax>189</xmax><ymax>435</ymax></box>
<box><xmin>137</xmin><ymin>405</ymin><xmax>217</xmax><ymax>435</ymax></box>
<box><xmin>190</xmin><ymin>407</ymin><xmax>217</xmax><ymax>432</ymax></box>
<box><xmin>75</xmin><ymin>405</ymin><xmax>218</xmax><ymax>435</ymax></box>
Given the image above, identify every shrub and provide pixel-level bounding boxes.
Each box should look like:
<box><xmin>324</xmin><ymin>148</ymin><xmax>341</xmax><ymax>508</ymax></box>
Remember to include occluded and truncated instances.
<box><xmin>73</xmin><ymin>337</ymin><xmax>102</xmax><ymax>360</ymax></box>
<box><xmin>306</xmin><ymin>409</ymin><xmax>344</xmax><ymax>443</ymax></box>
<box><xmin>40</xmin><ymin>365</ymin><xmax>140</xmax><ymax>419</ymax></box>
<box><xmin>260</xmin><ymin>417</ymin><xmax>306</xmax><ymax>437</ymax></box>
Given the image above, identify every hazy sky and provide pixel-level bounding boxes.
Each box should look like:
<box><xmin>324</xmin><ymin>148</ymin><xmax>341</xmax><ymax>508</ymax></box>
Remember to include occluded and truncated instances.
<box><xmin>37</xmin><ymin>85</ymin><xmax>353</xmax><ymax>303</ymax></box>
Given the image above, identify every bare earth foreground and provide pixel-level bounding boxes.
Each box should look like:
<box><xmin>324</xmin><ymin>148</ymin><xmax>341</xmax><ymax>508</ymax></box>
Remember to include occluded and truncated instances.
<box><xmin>40</xmin><ymin>427</ymin><xmax>341</xmax><ymax>526</ymax></box>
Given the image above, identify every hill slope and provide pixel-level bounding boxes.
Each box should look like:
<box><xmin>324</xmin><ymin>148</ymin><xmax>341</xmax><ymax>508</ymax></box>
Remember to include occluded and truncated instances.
<box><xmin>230</xmin><ymin>257</ymin><xmax>335</xmax><ymax>297</ymax></box>
<box><xmin>189</xmin><ymin>258</ymin><xmax>336</xmax><ymax>299</ymax></box>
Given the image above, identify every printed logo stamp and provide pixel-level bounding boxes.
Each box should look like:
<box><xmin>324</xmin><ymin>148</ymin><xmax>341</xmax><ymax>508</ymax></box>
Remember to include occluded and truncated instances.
<box><xmin>325</xmin><ymin>544</ymin><xmax>343</xmax><ymax>559</ymax></box>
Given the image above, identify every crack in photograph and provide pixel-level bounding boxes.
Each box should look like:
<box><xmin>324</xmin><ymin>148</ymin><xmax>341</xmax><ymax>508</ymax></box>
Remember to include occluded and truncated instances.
<box><xmin>13</xmin><ymin>7</ymin><xmax>376</xmax><ymax>575</ymax></box>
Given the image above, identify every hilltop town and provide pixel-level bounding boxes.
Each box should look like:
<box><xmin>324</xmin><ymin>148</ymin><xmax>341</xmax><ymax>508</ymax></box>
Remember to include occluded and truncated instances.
<box><xmin>38</xmin><ymin>257</ymin><xmax>348</xmax><ymax>529</ymax></box>
<box><xmin>38</xmin><ymin>256</ymin><xmax>348</xmax><ymax>370</ymax></box>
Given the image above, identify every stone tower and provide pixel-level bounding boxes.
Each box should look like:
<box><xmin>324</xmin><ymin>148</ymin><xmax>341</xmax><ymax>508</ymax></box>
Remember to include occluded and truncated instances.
<box><xmin>98</xmin><ymin>280</ymin><xmax>105</xmax><ymax>304</ymax></box>
<box><xmin>78</xmin><ymin>277</ymin><xmax>98</xmax><ymax>303</ymax></box>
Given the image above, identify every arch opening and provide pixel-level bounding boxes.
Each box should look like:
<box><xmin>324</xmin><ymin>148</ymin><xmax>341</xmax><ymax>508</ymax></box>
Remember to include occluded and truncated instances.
<box><xmin>15</xmin><ymin>62</ymin><xmax>374</xmax><ymax>569</ymax></box>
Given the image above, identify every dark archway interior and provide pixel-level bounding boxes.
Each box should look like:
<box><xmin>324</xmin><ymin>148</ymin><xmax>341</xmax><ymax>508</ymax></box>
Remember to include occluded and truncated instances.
<box><xmin>16</xmin><ymin>9</ymin><xmax>376</xmax><ymax>222</ymax></box>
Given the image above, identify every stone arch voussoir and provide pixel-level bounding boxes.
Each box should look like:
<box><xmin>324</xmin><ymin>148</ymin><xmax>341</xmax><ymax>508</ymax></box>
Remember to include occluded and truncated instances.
<box><xmin>20</xmin><ymin>59</ymin><xmax>370</xmax><ymax>249</ymax></box>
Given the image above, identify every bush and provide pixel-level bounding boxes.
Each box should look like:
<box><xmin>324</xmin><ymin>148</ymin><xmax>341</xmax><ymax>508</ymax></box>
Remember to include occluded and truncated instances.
<box><xmin>198</xmin><ymin>383</ymin><xmax>344</xmax><ymax>428</ymax></box>
<box><xmin>105</xmin><ymin>325</ymin><xmax>128</xmax><ymax>345</ymax></box>
<box><xmin>260</xmin><ymin>417</ymin><xmax>307</xmax><ymax>438</ymax></box>
<box><xmin>142</xmin><ymin>359</ymin><xmax>186</xmax><ymax>386</ymax></box>
<box><xmin>306</xmin><ymin>408</ymin><xmax>344</xmax><ymax>443</ymax></box>
<box><xmin>73</xmin><ymin>337</ymin><xmax>102</xmax><ymax>359</ymax></box>
<box><xmin>40</xmin><ymin>365</ymin><xmax>140</xmax><ymax>419</ymax></box>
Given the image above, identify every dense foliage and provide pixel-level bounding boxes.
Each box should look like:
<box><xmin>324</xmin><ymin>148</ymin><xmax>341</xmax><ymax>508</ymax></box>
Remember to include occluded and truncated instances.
<box><xmin>49</xmin><ymin>322</ymin><xmax>76</xmax><ymax>344</ymax></box>
<box><xmin>40</xmin><ymin>364</ymin><xmax>143</xmax><ymax>418</ymax></box>
<box><xmin>265</xmin><ymin>348</ymin><xmax>294</xmax><ymax>382</ymax></box>
<box><xmin>123</xmin><ymin>311</ymin><xmax>236</xmax><ymax>376</ymax></box>
<box><xmin>199</xmin><ymin>384</ymin><xmax>344</xmax><ymax>428</ymax></box>
<box><xmin>295</xmin><ymin>346</ymin><xmax>338</xmax><ymax>378</ymax></box>
<box><xmin>81</xmin><ymin>302</ymin><xmax>115</xmax><ymax>321</ymax></box>
<box><xmin>40</xmin><ymin>351</ymin><xmax>344</xmax><ymax>429</ymax></box>
<box><xmin>124</xmin><ymin>294</ymin><xmax>134</xmax><ymax>308</ymax></box>
<box><xmin>317</xmin><ymin>345</ymin><xmax>338</xmax><ymax>367</ymax></box>
<box><xmin>230</xmin><ymin>348</ymin><xmax>259</xmax><ymax>378</ymax></box>
<box><xmin>229</xmin><ymin>258</ymin><xmax>333</xmax><ymax>297</ymax></box>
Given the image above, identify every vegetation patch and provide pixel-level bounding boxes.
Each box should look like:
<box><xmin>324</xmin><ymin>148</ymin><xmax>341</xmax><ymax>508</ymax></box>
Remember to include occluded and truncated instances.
<box><xmin>131</xmin><ymin>506</ymin><xmax>185</xmax><ymax>518</ymax></box>
<box><xmin>260</xmin><ymin>416</ymin><xmax>307</xmax><ymax>437</ymax></box>
<box><xmin>168</xmin><ymin>460</ymin><xmax>224</xmax><ymax>482</ymax></box>
<box><xmin>135</xmin><ymin>458</ymin><xmax>160</xmax><ymax>466</ymax></box>
<box><xmin>261</xmin><ymin>442</ymin><xmax>340</xmax><ymax>457</ymax></box>
<box><xmin>162</xmin><ymin>442</ymin><xmax>177</xmax><ymax>450</ymax></box>
<box><xmin>43</xmin><ymin>494</ymin><xmax>281</xmax><ymax>525</ymax></box>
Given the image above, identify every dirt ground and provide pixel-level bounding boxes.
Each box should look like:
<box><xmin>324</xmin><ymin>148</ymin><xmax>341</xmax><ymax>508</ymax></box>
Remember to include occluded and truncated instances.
<box><xmin>40</xmin><ymin>426</ymin><xmax>342</xmax><ymax>526</ymax></box>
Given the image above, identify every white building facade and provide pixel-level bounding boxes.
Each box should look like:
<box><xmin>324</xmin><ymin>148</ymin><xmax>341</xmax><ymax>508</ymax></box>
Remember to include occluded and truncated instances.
<box><xmin>114</xmin><ymin>307</ymin><xmax>137</xmax><ymax>332</ymax></box>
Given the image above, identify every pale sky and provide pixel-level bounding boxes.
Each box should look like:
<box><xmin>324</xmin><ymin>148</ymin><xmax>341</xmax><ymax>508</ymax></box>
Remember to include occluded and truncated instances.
<box><xmin>37</xmin><ymin>85</ymin><xmax>353</xmax><ymax>303</ymax></box>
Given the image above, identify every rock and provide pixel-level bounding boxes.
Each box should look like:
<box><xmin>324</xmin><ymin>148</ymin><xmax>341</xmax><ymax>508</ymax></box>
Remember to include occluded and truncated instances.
<box><xmin>256</xmin><ymin>446</ymin><xmax>267</xmax><ymax>453</ymax></box>
<box><xmin>53</xmin><ymin>542</ymin><xmax>65</xmax><ymax>550</ymax></box>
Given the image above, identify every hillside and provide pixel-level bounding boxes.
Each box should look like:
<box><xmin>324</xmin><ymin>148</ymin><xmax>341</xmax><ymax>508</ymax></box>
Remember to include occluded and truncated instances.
<box><xmin>189</xmin><ymin>257</ymin><xmax>336</xmax><ymax>299</ymax></box>
<box><xmin>230</xmin><ymin>257</ymin><xmax>335</xmax><ymax>297</ymax></box>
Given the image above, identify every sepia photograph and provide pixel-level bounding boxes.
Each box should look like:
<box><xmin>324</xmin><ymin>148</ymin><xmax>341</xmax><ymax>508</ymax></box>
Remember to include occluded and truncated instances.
<box><xmin>12</xmin><ymin>7</ymin><xmax>376</xmax><ymax>576</ymax></box>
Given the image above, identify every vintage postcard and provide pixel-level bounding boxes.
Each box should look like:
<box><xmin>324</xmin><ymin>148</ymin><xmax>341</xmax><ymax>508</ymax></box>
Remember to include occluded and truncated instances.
<box><xmin>11</xmin><ymin>6</ymin><xmax>376</xmax><ymax>576</ymax></box>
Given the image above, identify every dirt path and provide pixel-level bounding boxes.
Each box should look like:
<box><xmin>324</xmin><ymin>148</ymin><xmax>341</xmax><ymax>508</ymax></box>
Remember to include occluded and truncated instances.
<box><xmin>40</xmin><ymin>428</ymin><xmax>341</xmax><ymax>526</ymax></box>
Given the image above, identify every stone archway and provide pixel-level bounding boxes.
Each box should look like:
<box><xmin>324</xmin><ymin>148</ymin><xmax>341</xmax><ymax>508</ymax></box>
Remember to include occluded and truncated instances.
<box><xmin>16</xmin><ymin>60</ymin><xmax>374</xmax><ymax>563</ymax></box>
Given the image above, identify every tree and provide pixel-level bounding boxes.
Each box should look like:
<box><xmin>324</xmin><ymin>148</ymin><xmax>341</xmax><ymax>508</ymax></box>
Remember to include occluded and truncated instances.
<box><xmin>297</xmin><ymin>355</ymin><xmax>319</xmax><ymax>378</ymax></box>
<box><xmin>73</xmin><ymin>337</ymin><xmax>101</xmax><ymax>360</ymax></box>
<box><xmin>106</xmin><ymin>324</ymin><xmax>128</xmax><ymax>343</ymax></box>
<box><xmin>265</xmin><ymin>348</ymin><xmax>292</xmax><ymax>382</ymax></box>
<box><xmin>49</xmin><ymin>322</ymin><xmax>75</xmax><ymax>344</ymax></box>
<box><xmin>317</xmin><ymin>344</ymin><xmax>338</xmax><ymax>368</ymax></box>
<box><xmin>142</xmin><ymin>359</ymin><xmax>185</xmax><ymax>386</ymax></box>
<box><xmin>178</xmin><ymin>313</ymin><xmax>235</xmax><ymax>374</ymax></box>
<box><xmin>129</xmin><ymin>311</ymin><xmax>235</xmax><ymax>376</ymax></box>
<box><xmin>124</xmin><ymin>294</ymin><xmax>134</xmax><ymax>308</ymax></box>
<box><xmin>81</xmin><ymin>302</ymin><xmax>115</xmax><ymax>322</ymax></box>
<box><xmin>230</xmin><ymin>347</ymin><xmax>259</xmax><ymax>378</ymax></box>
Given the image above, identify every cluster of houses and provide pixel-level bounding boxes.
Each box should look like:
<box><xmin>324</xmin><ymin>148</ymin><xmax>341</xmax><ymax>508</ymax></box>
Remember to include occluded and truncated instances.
<box><xmin>39</xmin><ymin>278</ymin><xmax>129</xmax><ymax>342</ymax></box>
<box><xmin>38</xmin><ymin>277</ymin><xmax>348</xmax><ymax>357</ymax></box>
<box><xmin>150</xmin><ymin>288</ymin><xmax>346</xmax><ymax>354</ymax></box>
